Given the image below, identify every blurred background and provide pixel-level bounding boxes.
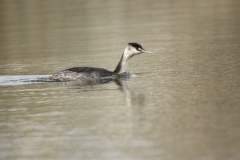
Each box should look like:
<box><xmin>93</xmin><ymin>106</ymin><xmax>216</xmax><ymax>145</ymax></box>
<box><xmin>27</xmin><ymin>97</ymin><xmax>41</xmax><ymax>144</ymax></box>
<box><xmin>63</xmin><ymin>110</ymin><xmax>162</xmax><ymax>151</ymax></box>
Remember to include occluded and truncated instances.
<box><xmin>0</xmin><ymin>0</ymin><xmax>240</xmax><ymax>160</ymax></box>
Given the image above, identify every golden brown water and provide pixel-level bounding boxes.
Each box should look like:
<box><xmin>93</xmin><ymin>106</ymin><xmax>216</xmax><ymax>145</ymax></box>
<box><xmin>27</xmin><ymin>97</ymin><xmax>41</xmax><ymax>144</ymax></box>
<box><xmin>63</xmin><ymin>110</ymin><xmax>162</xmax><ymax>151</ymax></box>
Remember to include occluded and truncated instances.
<box><xmin>0</xmin><ymin>0</ymin><xmax>240</xmax><ymax>159</ymax></box>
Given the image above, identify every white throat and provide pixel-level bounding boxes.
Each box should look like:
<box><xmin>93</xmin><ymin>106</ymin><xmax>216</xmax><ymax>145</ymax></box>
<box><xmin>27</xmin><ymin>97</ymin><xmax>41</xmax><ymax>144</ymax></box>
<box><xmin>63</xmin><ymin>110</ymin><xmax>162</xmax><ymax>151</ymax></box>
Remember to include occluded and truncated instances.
<box><xmin>119</xmin><ymin>54</ymin><xmax>130</xmax><ymax>73</ymax></box>
<box><xmin>113</xmin><ymin>46</ymin><xmax>139</xmax><ymax>73</ymax></box>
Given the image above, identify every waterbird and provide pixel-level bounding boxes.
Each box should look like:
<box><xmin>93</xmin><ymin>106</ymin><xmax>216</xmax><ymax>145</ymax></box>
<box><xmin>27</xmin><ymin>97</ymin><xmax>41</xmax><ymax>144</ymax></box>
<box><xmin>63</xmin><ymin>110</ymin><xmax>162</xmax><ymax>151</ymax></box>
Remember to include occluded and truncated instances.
<box><xmin>50</xmin><ymin>43</ymin><xmax>153</xmax><ymax>81</ymax></box>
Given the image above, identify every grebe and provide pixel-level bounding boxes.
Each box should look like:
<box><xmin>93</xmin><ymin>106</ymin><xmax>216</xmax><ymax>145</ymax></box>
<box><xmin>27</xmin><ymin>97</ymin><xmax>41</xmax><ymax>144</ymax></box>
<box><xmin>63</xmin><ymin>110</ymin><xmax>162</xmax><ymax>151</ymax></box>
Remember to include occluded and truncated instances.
<box><xmin>50</xmin><ymin>43</ymin><xmax>153</xmax><ymax>81</ymax></box>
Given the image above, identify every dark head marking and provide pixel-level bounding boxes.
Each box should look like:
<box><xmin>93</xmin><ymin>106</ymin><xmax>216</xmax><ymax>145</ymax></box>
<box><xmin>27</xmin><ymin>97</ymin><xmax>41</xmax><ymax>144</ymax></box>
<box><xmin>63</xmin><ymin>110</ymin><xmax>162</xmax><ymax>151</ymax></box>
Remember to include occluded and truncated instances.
<box><xmin>128</xmin><ymin>43</ymin><xmax>144</xmax><ymax>50</ymax></box>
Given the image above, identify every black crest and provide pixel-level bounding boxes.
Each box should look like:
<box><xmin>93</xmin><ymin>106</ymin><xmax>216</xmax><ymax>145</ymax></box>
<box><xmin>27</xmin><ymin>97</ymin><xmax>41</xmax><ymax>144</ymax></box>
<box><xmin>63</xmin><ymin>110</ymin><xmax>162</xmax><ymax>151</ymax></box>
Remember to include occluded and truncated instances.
<box><xmin>128</xmin><ymin>43</ymin><xmax>144</xmax><ymax>50</ymax></box>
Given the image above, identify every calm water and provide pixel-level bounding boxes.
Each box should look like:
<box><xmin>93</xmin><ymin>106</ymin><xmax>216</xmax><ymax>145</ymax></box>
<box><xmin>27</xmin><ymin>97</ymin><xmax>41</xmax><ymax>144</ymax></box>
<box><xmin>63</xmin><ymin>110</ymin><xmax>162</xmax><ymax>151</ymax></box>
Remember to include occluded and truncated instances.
<box><xmin>0</xmin><ymin>0</ymin><xmax>240</xmax><ymax>159</ymax></box>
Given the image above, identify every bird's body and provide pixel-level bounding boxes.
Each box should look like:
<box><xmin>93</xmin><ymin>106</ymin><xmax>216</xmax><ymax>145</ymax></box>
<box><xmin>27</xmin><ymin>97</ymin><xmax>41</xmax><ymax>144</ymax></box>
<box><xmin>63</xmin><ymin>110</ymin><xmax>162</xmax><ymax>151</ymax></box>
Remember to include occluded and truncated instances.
<box><xmin>49</xmin><ymin>43</ymin><xmax>152</xmax><ymax>82</ymax></box>
<box><xmin>50</xmin><ymin>67</ymin><xmax>115</xmax><ymax>81</ymax></box>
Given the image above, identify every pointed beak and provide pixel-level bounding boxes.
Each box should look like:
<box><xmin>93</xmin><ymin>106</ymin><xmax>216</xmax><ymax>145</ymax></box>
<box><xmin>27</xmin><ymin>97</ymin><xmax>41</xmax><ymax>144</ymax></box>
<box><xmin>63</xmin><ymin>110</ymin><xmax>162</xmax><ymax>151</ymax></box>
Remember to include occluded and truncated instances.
<box><xmin>139</xmin><ymin>48</ymin><xmax>153</xmax><ymax>54</ymax></box>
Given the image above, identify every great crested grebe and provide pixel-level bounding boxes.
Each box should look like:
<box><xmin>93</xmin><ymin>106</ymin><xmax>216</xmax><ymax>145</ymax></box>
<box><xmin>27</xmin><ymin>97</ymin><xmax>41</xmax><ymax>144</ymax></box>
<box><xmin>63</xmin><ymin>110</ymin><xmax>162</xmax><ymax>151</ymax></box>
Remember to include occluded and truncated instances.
<box><xmin>49</xmin><ymin>43</ymin><xmax>153</xmax><ymax>81</ymax></box>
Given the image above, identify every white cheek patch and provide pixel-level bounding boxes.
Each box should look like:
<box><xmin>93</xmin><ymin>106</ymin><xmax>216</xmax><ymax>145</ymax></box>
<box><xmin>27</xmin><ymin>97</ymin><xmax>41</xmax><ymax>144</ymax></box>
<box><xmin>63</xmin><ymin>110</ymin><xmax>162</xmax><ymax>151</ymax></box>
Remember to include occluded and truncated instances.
<box><xmin>138</xmin><ymin>48</ymin><xmax>143</xmax><ymax>52</ymax></box>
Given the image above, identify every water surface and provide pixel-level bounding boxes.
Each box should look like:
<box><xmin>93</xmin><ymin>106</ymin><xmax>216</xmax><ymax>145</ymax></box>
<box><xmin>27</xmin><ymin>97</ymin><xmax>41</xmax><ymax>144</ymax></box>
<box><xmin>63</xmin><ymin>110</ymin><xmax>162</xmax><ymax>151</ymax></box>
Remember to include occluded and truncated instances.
<box><xmin>0</xmin><ymin>0</ymin><xmax>240</xmax><ymax>160</ymax></box>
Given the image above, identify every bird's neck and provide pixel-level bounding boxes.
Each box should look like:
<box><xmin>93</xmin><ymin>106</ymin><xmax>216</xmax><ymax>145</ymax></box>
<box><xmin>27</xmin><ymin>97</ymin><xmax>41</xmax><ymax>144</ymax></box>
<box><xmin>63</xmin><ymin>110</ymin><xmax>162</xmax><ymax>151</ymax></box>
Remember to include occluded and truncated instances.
<box><xmin>113</xmin><ymin>53</ymin><xmax>130</xmax><ymax>73</ymax></box>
